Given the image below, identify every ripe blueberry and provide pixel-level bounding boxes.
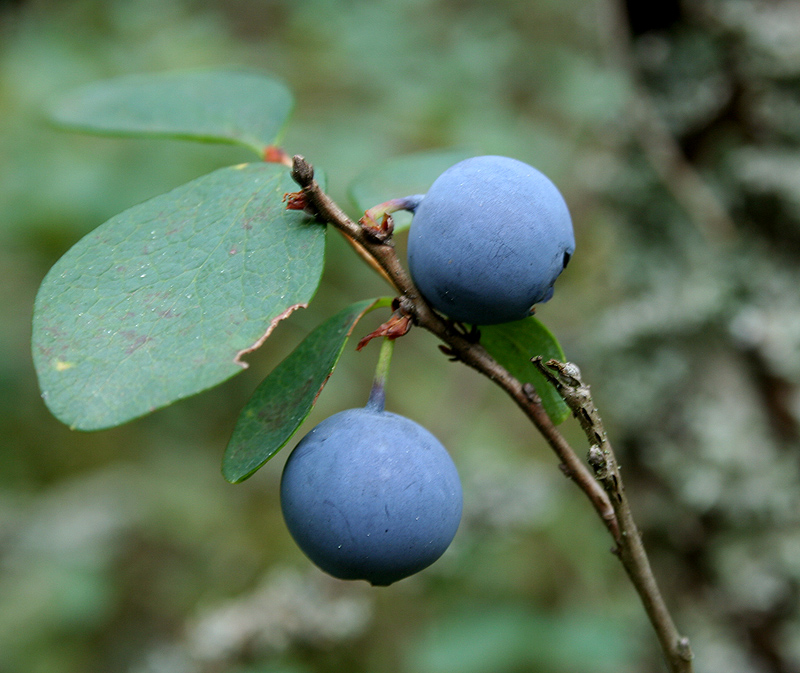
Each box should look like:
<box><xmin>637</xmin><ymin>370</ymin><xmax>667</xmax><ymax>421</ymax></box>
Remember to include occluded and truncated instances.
<box><xmin>280</xmin><ymin>406</ymin><xmax>462</xmax><ymax>586</ymax></box>
<box><xmin>407</xmin><ymin>155</ymin><xmax>575</xmax><ymax>325</ymax></box>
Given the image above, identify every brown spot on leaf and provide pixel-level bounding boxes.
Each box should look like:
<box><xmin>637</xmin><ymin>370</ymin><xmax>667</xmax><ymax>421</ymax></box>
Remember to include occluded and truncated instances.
<box><xmin>120</xmin><ymin>330</ymin><xmax>153</xmax><ymax>355</ymax></box>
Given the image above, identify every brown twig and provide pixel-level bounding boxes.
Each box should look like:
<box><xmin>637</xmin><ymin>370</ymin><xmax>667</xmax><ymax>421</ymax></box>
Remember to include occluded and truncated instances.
<box><xmin>290</xmin><ymin>154</ymin><xmax>691</xmax><ymax>671</ymax></box>
<box><xmin>533</xmin><ymin>358</ymin><xmax>694</xmax><ymax>673</ymax></box>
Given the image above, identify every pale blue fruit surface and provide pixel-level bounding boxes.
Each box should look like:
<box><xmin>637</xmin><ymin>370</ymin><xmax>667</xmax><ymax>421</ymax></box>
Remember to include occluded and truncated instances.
<box><xmin>408</xmin><ymin>155</ymin><xmax>574</xmax><ymax>324</ymax></box>
<box><xmin>280</xmin><ymin>407</ymin><xmax>462</xmax><ymax>586</ymax></box>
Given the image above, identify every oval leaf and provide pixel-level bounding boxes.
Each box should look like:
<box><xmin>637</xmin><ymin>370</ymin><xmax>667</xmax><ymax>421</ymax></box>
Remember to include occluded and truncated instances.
<box><xmin>348</xmin><ymin>149</ymin><xmax>474</xmax><ymax>232</ymax></box>
<box><xmin>480</xmin><ymin>317</ymin><xmax>570</xmax><ymax>425</ymax></box>
<box><xmin>32</xmin><ymin>163</ymin><xmax>326</xmax><ymax>430</ymax></box>
<box><xmin>223</xmin><ymin>298</ymin><xmax>391</xmax><ymax>483</ymax></box>
<box><xmin>50</xmin><ymin>69</ymin><xmax>293</xmax><ymax>156</ymax></box>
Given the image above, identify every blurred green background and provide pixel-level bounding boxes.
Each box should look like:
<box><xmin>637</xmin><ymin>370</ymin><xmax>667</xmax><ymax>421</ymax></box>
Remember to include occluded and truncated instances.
<box><xmin>3</xmin><ymin>0</ymin><xmax>800</xmax><ymax>671</ymax></box>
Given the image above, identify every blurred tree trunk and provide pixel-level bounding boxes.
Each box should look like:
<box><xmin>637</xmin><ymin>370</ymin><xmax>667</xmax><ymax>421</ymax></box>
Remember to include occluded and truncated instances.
<box><xmin>594</xmin><ymin>1</ymin><xmax>800</xmax><ymax>670</ymax></box>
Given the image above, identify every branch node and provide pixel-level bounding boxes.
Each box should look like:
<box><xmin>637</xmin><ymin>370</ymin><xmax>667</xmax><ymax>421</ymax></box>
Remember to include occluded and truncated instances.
<box><xmin>677</xmin><ymin>637</ymin><xmax>694</xmax><ymax>661</ymax></box>
<box><xmin>437</xmin><ymin>344</ymin><xmax>459</xmax><ymax>361</ymax></box>
<box><xmin>360</xmin><ymin>212</ymin><xmax>395</xmax><ymax>243</ymax></box>
<box><xmin>291</xmin><ymin>155</ymin><xmax>314</xmax><ymax>185</ymax></box>
<box><xmin>588</xmin><ymin>445</ymin><xmax>610</xmax><ymax>479</ymax></box>
<box><xmin>522</xmin><ymin>382</ymin><xmax>540</xmax><ymax>404</ymax></box>
<box><xmin>356</xmin><ymin>298</ymin><xmax>413</xmax><ymax>350</ymax></box>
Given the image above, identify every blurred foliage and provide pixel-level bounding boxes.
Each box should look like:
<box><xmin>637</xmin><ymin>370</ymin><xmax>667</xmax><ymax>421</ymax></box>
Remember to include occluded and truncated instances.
<box><xmin>2</xmin><ymin>0</ymin><xmax>800</xmax><ymax>672</ymax></box>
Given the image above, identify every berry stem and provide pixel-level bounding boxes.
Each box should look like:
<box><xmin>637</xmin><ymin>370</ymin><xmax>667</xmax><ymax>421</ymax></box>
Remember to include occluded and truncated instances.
<box><xmin>360</xmin><ymin>195</ymin><xmax>425</xmax><ymax>243</ymax></box>
<box><xmin>362</xmin><ymin>194</ymin><xmax>425</xmax><ymax>223</ymax></box>
<box><xmin>366</xmin><ymin>337</ymin><xmax>394</xmax><ymax>412</ymax></box>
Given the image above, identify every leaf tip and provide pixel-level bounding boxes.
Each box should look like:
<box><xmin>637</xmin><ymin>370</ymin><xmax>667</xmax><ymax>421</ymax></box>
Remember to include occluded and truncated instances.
<box><xmin>221</xmin><ymin>467</ymin><xmax>244</xmax><ymax>484</ymax></box>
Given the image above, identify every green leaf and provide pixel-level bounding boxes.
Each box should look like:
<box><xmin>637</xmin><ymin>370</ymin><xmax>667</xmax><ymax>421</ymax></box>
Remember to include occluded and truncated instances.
<box><xmin>480</xmin><ymin>317</ymin><xmax>570</xmax><ymax>425</ymax></box>
<box><xmin>223</xmin><ymin>298</ymin><xmax>391</xmax><ymax>483</ymax></box>
<box><xmin>32</xmin><ymin>163</ymin><xmax>326</xmax><ymax>431</ymax></box>
<box><xmin>50</xmin><ymin>69</ymin><xmax>293</xmax><ymax>156</ymax></box>
<box><xmin>348</xmin><ymin>149</ymin><xmax>474</xmax><ymax>232</ymax></box>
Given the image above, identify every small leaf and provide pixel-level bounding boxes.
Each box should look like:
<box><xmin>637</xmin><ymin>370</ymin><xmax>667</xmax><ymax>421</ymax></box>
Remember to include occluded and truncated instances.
<box><xmin>50</xmin><ymin>69</ymin><xmax>293</xmax><ymax>156</ymax></box>
<box><xmin>480</xmin><ymin>317</ymin><xmax>570</xmax><ymax>425</ymax></box>
<box><xmin>348</xmin><ymin>149</ymin><xmax>474</xmax><ymax>232</ymax></box>
<box><xmin>223</xmin><ymin>298</ymin><xmax>391</xmax><ymax>483</ymax></box>
<box><xmin>32</xmin><ymin>163</ymin><xmax>326</xmax><ymax>430</ymax></box>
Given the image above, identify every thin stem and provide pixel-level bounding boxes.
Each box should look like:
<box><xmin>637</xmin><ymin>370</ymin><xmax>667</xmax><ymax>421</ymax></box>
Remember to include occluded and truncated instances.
<box><xmin>366</xmin><ymin>337</ymin><xmax>394</xmax><ymax>412</ymax></box>
<box><xmin>289</xmin><ymin>154</ymin><xmax>691</xmax><ymax>671</ymax></box>
<box><xmin>534</xmin><ymin>359</ymin><xmax>694</xmax><ymax>672</ymax></box>
<box><xmin>362</xmin><ymin>194</ymin><xmax>425</xmax><ymax>226</ymax></box>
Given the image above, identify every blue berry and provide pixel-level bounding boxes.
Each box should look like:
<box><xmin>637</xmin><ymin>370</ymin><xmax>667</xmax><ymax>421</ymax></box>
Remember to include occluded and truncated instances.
<box><xmin>280</xmin><ymin>407</ymin><xmax>462</xmax><ymax>586</ymax></box>
<box><xmin>407</xmin><ymin>155</ymin><xmax>575</xmax><ymax>325</ymax></box>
